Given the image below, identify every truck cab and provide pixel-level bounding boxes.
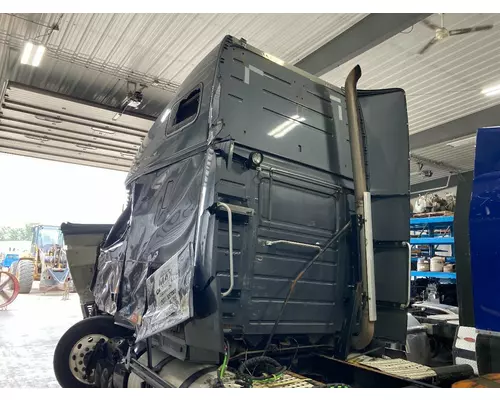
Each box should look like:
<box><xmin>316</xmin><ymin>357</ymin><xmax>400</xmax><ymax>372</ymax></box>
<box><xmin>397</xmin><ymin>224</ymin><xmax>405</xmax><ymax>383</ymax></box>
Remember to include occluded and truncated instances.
<box><xmin>55</xmin><ymin>35</ymin><xmax>419</xmax><ymax>388</ymax></box>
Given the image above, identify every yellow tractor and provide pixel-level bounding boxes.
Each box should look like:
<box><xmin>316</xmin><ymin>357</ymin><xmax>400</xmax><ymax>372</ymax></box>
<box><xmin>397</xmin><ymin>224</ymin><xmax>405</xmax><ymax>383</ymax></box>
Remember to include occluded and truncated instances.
<box><xmin>9</xmin><ymin>225</ymin><xmax>71</xmax><ymax>294</ymax></box>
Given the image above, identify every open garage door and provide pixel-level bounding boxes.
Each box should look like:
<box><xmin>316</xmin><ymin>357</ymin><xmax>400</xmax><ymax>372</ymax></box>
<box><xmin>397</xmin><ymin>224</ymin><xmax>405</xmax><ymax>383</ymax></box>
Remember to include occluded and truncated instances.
<box><xmin>0</xmin><ymin>82</ymin><xmax>154</xmax><ymax>171</ymax></box>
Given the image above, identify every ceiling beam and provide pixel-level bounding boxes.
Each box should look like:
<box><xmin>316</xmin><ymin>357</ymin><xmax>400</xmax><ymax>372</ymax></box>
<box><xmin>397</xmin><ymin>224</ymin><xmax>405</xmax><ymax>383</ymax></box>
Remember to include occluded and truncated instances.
<box><xmin>410</xmin><ymin>172</ymin><xmax>473</xmax><ymax>196</ymax></box>
<box><xmin>294</xmin><ymin>13</ymin><xmax>432</xmax><ymax>76</ymax></box>
<box><xmin>410</xmin><ymin>104</ymin><xmax>500</xmax><ymax>150</ymax></box>
<box><xmin>410</xmin><ymin>154</ymin><xmax>462</xmax><ymax>174</ymax></box>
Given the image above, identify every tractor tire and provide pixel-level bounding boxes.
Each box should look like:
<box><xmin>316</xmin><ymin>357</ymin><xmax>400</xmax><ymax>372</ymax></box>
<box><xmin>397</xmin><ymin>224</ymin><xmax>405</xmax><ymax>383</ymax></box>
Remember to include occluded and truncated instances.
<box><xmin>17</xmin><ymin>260</ymin><xmax>35</xmax><ymax>294</ymax></box>
<box><xmin>9</xmin><ymin>261</ymin><xmax>18</xmax><ymax>276</ymax></box>
<box><xmin>53</xmin><ymin>316</ymin><xmax>132</xmax><ymax>388</ymax></box>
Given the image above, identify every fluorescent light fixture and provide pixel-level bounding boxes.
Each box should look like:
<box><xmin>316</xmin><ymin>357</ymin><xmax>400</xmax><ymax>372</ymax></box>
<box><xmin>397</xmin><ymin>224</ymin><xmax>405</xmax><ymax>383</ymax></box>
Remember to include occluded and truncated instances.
<box><xmin>160</xmin><ymin>108</ymin><xmax>171</xmax><ymax>123</ymax></box>
<box><xmin>21</xmin><ymin>42</ymin><xmax>33</xmax><ymax>64</ymax></box>
<box><xmin>112</xmin><ymin>113</ymin><xmax>121</xmax><ymax>121</ymax></box>
<box><xmin>20</xmin><ymin>42</ymin><xmax>46</xmax><ymax>66</ymax></box>
<box><xmin>481</xmin><ymin>84</ymin><xmax>500</xmax><ymax>97</ymax></box>
<box><xmin>91</xmin><ymin>127</ymin><xmax>115</xmax><ymax>135</ymax></box>
<box><xmin>32</xmin><ymin>45</ymin><xmax>45</xmax><ymax>67</ymax></box>
<box><xmin>446</xmin><ymin>136</ymin><xmax>476</xmax><ymax>148</ymax></box>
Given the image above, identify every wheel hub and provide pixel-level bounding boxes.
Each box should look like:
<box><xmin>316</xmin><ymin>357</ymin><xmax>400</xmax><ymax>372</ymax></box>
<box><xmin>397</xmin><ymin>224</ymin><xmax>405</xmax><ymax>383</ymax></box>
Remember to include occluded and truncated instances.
<box><xmin>68</xmin><ymin>334</ymin><xmax>108</xmax><ymax>384</ymax></box>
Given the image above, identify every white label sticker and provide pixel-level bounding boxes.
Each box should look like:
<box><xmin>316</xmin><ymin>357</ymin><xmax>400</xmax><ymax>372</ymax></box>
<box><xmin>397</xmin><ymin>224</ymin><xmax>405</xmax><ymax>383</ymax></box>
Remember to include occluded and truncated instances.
<box><xmin>153</xmin><ymin>256</ymin><xmax>180</xmax><ymax>314</ymax></box>
<box><xmin>136</xmin><ymin>244</ymin><xmax>193</xmax><ymax>341</ymax></box>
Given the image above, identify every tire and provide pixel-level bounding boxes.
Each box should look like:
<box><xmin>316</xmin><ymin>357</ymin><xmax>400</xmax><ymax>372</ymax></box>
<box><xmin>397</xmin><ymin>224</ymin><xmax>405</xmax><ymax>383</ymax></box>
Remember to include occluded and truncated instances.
<box><xmin>9</xmin><ymin>261</ymin><xmax>18</xmax><ymax>276</ymax></box>
<box><xmin>53</xmin><ymin>316</ymin><xmax>132</xmax><ymax>388</ymax></box>
<box><xmin>17</xmin><ymin>260</ymin><xmax>34</xmax><ymax>294</ymax></box>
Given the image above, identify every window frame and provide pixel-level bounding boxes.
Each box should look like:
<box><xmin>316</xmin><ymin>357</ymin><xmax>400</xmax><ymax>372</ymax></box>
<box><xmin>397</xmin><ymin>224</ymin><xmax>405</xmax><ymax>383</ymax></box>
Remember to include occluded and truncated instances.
<box><xmin>165</xmin><ymin>83</ymin><xmax>203</xmax><ymax>137</ymax></box>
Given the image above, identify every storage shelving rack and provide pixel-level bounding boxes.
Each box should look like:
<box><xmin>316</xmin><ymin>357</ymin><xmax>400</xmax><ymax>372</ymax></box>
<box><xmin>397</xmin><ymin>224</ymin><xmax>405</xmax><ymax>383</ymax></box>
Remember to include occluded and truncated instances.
<box><xmin>410</xmin><ymin>214</ymin><xmax>456</xmax><ymax>280</ymax></box>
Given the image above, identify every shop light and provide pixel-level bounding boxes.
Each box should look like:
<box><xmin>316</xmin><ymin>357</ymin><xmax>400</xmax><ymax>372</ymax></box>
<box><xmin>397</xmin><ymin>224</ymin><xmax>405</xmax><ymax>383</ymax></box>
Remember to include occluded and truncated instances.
<box><xmin>481</xmin><ymin>84</ymin><xmax>500</xmax><ymax>97</ymax></box>
<box><xmin>20</xmin><ymin>42</ymin><xmax>46</xmax><ymax>67</ymax></box>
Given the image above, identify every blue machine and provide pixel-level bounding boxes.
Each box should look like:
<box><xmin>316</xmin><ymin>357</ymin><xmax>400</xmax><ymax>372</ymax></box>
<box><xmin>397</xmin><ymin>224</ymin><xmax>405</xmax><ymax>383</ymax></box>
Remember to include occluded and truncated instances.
<box><xmin>469</xmin><ymin>126</ymin><xmax>500</xmax><ymax>334</ymax></box>
<box><xmin>1</xmin><ymin>253</ymin><xmax>19</xmax><ymax>269</ymax></box>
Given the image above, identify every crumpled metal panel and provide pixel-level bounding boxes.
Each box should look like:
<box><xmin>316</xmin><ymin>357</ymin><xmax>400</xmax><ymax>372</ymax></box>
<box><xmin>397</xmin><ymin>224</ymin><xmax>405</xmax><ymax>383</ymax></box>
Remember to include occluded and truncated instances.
<box><xmin>93</xmin><ymin>241</ymin><xmax>127</xmax><ymax>315</ymax></box>
<box><xmin>116</xmin><ymin>152</ymin><xmax>207</xmax><ymax>331</ymax></box>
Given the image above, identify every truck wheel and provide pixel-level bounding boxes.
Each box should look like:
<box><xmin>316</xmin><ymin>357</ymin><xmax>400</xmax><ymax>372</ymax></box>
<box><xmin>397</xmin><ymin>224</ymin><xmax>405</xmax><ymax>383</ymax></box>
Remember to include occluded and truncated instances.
<box><xmin>53</xmin><ymin>316</ymin><xmax>132</xmax><ymax>388</ymax></box>
<box><xmin>17</xmin><ymin>260</ymin><xmax>34</xmax><ymax>294</ymax></box>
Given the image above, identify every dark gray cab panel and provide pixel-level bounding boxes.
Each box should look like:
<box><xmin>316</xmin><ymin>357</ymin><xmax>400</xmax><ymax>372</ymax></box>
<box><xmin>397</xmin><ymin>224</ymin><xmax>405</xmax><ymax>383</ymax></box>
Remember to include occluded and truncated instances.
<box><xmin>64</xmin><ymin>36</ymin><xmax>410</xmax><ymax>363</ymax></box>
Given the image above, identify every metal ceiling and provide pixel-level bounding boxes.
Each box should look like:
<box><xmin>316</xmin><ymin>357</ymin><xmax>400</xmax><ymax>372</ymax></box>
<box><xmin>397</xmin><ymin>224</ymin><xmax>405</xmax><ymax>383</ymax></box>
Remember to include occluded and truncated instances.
<box><xmin>0</xmin><ymin>13</ymin><xmax>498</xmax><ymax>187</ymax></box>
<box><xmin>410</xmin><ymin>133</ymin><xmax>477</xmax><ymax>186</ymax></box>
<box><xmin>0</xmin><ymin>13</ymin><xmax>367</xmax><ymax>118</ymax></box>
<box><xmin>323</xmin><ymin>13</ymin><xmax>500</xmax><ymax>135</ymax></box>
<box><xmin>321</xmin><ymin>13</ymin><xmax>500</xmax><ymax>189</ymax></box>
<box><xmin>0</xmin><ymin>82</ymin><xmax>153</xmax><ymax>171</ymax></box>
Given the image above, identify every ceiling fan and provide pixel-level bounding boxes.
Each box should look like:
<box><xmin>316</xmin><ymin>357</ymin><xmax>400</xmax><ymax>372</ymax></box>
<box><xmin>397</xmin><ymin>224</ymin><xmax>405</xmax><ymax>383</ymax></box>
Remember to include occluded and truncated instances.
<box><xmin>418</xmin><ymin>13</ymin><xmax>494</xmax><ymax>55</ymax></box>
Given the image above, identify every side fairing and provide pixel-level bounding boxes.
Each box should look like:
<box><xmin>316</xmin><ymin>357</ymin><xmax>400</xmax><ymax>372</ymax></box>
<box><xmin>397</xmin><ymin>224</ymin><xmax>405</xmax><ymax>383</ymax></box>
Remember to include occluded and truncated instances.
<box><xmin>358</xmin><ymin>89</ymin><xmax>411</xmax><ymax>344</ymax></box>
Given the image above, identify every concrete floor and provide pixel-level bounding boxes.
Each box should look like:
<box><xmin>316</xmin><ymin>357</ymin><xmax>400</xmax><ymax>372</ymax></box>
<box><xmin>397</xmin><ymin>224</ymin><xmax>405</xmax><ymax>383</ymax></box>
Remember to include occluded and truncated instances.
<box><xmin>0</xmin><ymin>281</ymin><xmax>81</xmax><ymax>388</ymax></box>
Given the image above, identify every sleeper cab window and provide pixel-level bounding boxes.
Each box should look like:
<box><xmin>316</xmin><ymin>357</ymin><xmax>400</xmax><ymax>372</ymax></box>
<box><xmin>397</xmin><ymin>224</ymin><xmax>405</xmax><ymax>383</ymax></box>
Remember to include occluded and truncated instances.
<box><xmin>165</xmin><ymin>84</ymin><xmax>202</xmax><ymax>136</ymax></box>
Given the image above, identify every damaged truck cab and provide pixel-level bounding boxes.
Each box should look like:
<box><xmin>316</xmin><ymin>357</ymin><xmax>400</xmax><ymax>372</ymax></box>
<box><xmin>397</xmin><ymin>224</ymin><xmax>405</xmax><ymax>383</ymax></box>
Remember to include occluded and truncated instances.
<box><xmin>56</xmin><ymin>36</ymin><xmax>412</xmax><ymax>388</ymax></box>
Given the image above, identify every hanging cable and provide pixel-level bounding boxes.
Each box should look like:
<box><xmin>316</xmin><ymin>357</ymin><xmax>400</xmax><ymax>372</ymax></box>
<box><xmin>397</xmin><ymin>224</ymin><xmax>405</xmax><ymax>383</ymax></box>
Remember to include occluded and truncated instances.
<box><xmin>262</xmin><ymin>220</ymin><xmax>352</xmax><ymax>355</ymax></box>
<box><xmin>14</xmin><ymin>13</ymin><xmax>64</xmax><ymax>44</ymax></box>
<box><xmin>218</xmin><ymin>339</ymin><xmax>230</xmax><ymax>379</ymax></box>
<box><xmin>238</xmin><ymin>356</ymin><xmax>286</xmax><ymax>382</ymax></box>
<box><xmin>7</xmin><ymin>14</ymin><xmax>57</xmax><ymax>30</ymax></box>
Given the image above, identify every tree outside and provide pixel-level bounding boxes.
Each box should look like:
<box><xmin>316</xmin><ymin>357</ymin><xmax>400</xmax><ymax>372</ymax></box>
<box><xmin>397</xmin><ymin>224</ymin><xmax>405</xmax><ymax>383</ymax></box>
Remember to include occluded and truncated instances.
<box><xmin>0</xmin><ymin>223</ymin><xmax>38</xmax><ymax>241</ymax></box>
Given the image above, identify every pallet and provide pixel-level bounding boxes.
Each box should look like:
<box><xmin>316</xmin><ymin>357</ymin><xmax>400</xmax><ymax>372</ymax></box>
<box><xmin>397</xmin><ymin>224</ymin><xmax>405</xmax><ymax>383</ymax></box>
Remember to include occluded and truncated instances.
<box><xmin>252</xmin><ymin>372</ymin><xmax>323</xmax><ymax>388</ymax></box>
<box><xmin>412</xmin><ymin>211</ymin><xmax>454</xmax><ymax>218</ymax></box>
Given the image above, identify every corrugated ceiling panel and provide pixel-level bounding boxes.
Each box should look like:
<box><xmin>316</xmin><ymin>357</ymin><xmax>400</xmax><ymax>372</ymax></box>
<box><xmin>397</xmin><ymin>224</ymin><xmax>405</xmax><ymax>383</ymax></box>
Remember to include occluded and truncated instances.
<box><xmin>0</xmin><ymin>13</ymin><xmax>366</xmax><ymax>118</ymax></box>
<box><xmin>409</xmin><ymin>133</ymin><xmax>477</xmax><ymax>185</ymax></box>
<box><xmin>0</xmin><ymin>83</ymin><xmax>153</xmax><ymax>170</ymax></box>
<box><xmin>6</xmin><ymin>85</ymin><xmax>151</xmax><ymax>132</ymax></box>
<box><xmin>413</xmin><ymin>134</ymin><xmax>477</xmax><ymax>172</ymax></box>
<box><xmin>410</xmin><ymin>158</ymin><xmax>451</xmax><ymax>186</ymax></box>
<box><xmin>322</xmin><ymin>13</ymin><xmax>500</xmax><ymax>136</ymax></box>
